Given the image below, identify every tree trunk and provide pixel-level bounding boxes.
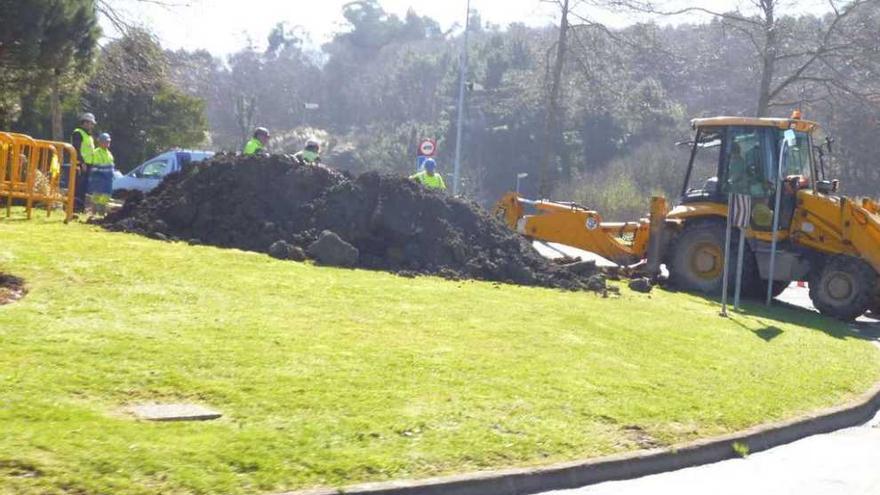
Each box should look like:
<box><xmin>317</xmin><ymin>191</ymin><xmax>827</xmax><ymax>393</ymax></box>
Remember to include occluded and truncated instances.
<box><xmin>50</xmin><ymin>72</ymin><xmax>63</xmax><ymax>140</ymax></box>
<box><xmin>755</xmin><ymin>1</ymin><xmax>776</xmax><ymax>117</ymax></box>
<box><xmin>539</xmin><ymin>0</ymin><xmax>569</xmax><ymax>197</ymax></box>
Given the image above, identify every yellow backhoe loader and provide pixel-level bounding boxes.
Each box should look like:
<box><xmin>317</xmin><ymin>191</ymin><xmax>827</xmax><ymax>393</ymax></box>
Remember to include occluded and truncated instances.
<box><xmin>494</xmin><ymin>114</ymin><xmax>880</xmax><ymax>321</ymax></box>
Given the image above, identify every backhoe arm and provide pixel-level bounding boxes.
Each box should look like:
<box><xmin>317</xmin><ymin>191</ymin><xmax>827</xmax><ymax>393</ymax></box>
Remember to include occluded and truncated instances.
<box><xmin>492</xmin><ymin>192</ymin><xmax>657</xmax><ymax>266</ymax></box>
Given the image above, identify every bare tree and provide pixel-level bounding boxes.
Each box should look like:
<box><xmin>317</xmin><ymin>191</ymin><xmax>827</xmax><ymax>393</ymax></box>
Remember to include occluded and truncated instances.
<box><xmin>538</xmin><ymin>0</ymin><xmax>572</xmax><ymax>196</ymax></box>
<box><xmin>96</xmin><ymin>0</ymin><xmax>194</xmax><ymax>35</ymax></box>
<box><xmin>538</xmin><ymin>0</ymin><xmax>660</xmax><ymax>193</ymax></box>
<box><xmin>610</xmin><ymin>0</ymin><xmax>875</xmax><ymax>116</ymax></box>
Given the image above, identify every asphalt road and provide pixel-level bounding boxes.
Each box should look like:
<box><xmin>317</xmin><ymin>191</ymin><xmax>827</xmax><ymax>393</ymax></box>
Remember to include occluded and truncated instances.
<box><xmin>545</xmin><ymin>409</ymin><xmax>880</xmax><ymax>495</ymax></box>
<box><xmin>533</xmin><ymin>241</ymin><xmax>880</xmax><ymax>495</ymax></box>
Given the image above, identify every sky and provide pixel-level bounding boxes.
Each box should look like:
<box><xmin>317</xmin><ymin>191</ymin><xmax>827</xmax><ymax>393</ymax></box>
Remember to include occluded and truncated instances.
<box><xmin>100</xmin><ymin>0</ymin><xmax>835</xmax><ymax>56</ymax></box>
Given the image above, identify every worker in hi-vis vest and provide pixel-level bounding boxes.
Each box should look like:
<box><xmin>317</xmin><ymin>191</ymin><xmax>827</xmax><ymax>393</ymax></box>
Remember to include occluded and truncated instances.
<box><xmin>71</xmin><ymin>112</ymin><xmax>97</xmax><ymax>212</ymax></box>
<box><xmin>87</xmin><ymin>133</ymin><xmax>115</xmax><ymax>215</ymax></box>
<box><xmin>243</xmin><ymin>127</ymin><xmax>270</xmax><ymax>155</ymax></box>
<box><xmin>409</xmin><ymin>158</ymin><xmax>446</xmax><ymax>191</ymax></box>
<box><xmin>293</xmin><ymin>138</ymin><xmax>321</xmax><ymax>165</ymax></box>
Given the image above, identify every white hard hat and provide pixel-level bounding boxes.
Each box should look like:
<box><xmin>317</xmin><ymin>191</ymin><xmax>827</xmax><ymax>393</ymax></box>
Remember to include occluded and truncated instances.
<box><xmin>80</xmin><ymin>112</ymin><xmax>96</xmax><ymax>124</ymax></box>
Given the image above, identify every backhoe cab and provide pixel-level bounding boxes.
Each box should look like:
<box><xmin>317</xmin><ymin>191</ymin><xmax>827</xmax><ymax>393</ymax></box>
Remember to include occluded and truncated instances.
<box><xmin>494</xmin><ymin>113</ymin><xmax>880</xmax><ymax>321</ymax></box>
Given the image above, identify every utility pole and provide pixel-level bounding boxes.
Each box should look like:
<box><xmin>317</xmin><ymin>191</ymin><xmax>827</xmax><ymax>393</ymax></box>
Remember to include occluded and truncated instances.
<box><xmin>452</xmin><ymin>0</ymin><xmax>471</xmax><ymax>196</ymax></box>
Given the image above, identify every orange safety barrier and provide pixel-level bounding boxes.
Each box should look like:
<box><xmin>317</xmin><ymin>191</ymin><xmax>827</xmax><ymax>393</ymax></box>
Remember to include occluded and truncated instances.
<box><xmin>0</xmin><ymin>132</ymin><xmax>77</xmax><ymax>222</ymax></box>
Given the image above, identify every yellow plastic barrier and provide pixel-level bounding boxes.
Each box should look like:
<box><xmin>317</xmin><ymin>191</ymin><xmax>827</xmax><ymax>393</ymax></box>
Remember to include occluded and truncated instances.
<box><xmin>0</xmin><ymin>131</ymin><xmax>77</xmax><ymax>222</ymax></box>
<box><xmin>35</xmin><ymin>140</ymin><xmax>78</xmax><ymax>221</ymax></box>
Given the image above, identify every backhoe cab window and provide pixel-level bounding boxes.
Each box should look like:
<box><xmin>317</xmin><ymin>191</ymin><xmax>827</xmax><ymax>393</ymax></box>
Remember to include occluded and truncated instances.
<box><xmin>722</xmin><ymin>128</ymin><xmax>770</xmax><ymax>198</ymax></box>
<box><xmin>684</xmin><ymin>130</ymin><xmax>722</xmax><ymax>194</ymax></box>
<box><xmin>772</xmin><ymin>130</ymin><xmax>812</xmax><ymax>183</ymax></box>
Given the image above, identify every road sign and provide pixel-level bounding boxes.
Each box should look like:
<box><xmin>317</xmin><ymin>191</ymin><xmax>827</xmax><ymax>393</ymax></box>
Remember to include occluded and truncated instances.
<box><xmin>418</xmin><ymin>139</ymin><xmax>436</xmax><ymax>157</ymax></box>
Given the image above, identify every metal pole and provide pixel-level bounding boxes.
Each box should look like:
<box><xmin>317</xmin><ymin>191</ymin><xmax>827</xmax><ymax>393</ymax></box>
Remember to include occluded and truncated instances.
<box><xmin>734</xmin><ymin>229</ymin><xmax>746</xmax><ymax>310</ymax></box>
<box><xmin>766</xmin><ymin>139</ymin><xmax>788</xmax><ymax>306</ymax></box>
<box><xmin>516</xmin><ymin>175</ymin><xmax>521</xmax><ymax>194</ymax></box>
<box><xmin>452</xmin><ymin>0</ymin><xmax>471</xmax><ymax>196</ymax></box>
<box><xmin>720</xmin><ymin>194</ymin><xmax>734</xmax><ymax>317</ymax></box>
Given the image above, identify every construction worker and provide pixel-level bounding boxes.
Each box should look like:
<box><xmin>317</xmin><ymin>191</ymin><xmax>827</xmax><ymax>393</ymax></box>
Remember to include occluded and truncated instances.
<box><xmin>243</xmin><ymin>127</ymin><xmax>270</xmax><ymax>155</ymax></box>
<box><xmin>409</xmin><ymin>158</ymin><xmax>446</xmax><ymax>191</ymax></box>
<box><xmin>71</xmin><ymin>112</ymin><xmax>97</xmax><ymax>212</ymax></box>
<box><xmin>293</xmin><ymin>138</ymin><xmax>321</xmax><ymax>165</ymax></box>
<box><xmin>88</xmin><ymin>133</ymin><xmax>115</xmax><ymax>214</ymax></box>
<box><xmin>727</xmin><ymin>142</ymin><xmax>748</xmax><ymax>193</ymax></box>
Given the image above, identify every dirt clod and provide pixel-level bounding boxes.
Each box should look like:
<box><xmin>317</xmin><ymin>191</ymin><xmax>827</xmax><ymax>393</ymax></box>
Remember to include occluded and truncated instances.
<box><xmin>0</xmin><ymin>274</ymin><xmax>26</xmax><ymax>305</ymax></box>
<box><xmin>565</xmin><ymin>260</ymin><xmax>599</xmax><ymax>276</ymax></box>
<box><xmin>268</xmin><ymin>240</ymin><xmax>297</xmax><ymax>260</ymax></box>
<box><xmin>102</xmin><ymin>154</ymin><xmax>610</xmax><ymax>291</ymax></box>
<box><xmin>587</xmin><ymin>274</ymin><xmax>607</xmax><ymax>292</ymax></box>
<box><xmin>628</xmin><ymin>277</ymin><xmax>653</xmax><ymax>293</ymax></box>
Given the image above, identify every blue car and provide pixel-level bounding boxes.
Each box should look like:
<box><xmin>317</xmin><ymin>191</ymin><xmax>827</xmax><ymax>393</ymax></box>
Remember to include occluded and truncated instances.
<box><xmin>113</xmin><ymin>150</ymin><xmax>214</xmax><ymax>194</ymax></box>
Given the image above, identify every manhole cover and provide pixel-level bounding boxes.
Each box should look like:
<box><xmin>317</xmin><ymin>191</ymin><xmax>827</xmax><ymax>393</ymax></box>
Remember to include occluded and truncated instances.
<box><xmin>129</xmin><ymin>403</ymin><xmax>222</xmax><ymax>421</ymax></box>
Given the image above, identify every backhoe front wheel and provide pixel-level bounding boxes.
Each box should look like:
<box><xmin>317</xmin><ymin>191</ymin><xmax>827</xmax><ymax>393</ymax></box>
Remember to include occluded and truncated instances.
<box><xmin>809</xmin><ymin>256</ymin><xmax>878</xmax><ymax>321</ymax></box>
<box><xmin>668</xmin><ymin>222</ymin><xmax>728</xmax><ymax>294</ymax></box>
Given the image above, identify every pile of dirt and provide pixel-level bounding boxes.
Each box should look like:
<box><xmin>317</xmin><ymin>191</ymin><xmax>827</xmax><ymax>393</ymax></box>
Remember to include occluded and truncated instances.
<box><xmin>0</xmin><ymin>274</ymin><xmax>26</xmax><ymax>305</ymax></box>
<box><xmin>102</xmin><ymin>154</ymin><xmax>606</xmax><ymax>291</ymax></box>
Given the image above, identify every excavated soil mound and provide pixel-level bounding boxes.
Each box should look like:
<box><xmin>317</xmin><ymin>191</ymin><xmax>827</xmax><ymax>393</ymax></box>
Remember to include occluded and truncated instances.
<box><xmin>0</xmin><ymin>274</ymin><xmax>26</xmax><ymax>305</ymax></box>
<box><xmin>103</xmin><ymin>154</ymin><xmax>602</xmax><ymax>291</ymax></box>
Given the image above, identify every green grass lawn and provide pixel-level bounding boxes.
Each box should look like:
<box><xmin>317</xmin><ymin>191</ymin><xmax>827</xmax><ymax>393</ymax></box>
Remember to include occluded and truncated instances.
<box><xmin>1</xmin><ymin>213</ymin><xmax>879</xmax><ymax>495</ymax></box>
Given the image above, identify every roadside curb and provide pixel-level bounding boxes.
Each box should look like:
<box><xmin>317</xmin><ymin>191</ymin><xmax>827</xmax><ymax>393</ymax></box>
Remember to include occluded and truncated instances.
<box><xmin>279</xmin><ymin>380</ymin><xmax>880</xmax><ymax>495</ymax></box>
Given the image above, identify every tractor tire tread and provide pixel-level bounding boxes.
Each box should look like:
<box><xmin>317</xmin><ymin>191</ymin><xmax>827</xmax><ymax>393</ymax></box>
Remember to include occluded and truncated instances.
<box><xmin>809</xmin><ymin>255</ymin><xmax>878</xmax><ymax>322</ymax></box>
<box><xmin>668</xmin><ymin>220</ymin><xmax>728</xmax><ymax>294</ymax></box>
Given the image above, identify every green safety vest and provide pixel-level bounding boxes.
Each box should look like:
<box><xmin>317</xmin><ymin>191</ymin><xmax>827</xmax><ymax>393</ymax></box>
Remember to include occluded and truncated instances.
<box><xmin>409</xmin><ymin>170</ymin><xmax>446</xmax><ymax>190</ymax></box>
<box><xmin>243</xmin><ymin>138</ymin><xmax>263</xmax><ymax>155</ymax></box>
<box><xmin>92</xmin><ymin>147</ymin><xmax>114</xmax><ymax>166</ymax></box>
<box><xmin>74</xmin><ymin>127</ymin><xmax>95</xmax><ymax>165</ymax></box>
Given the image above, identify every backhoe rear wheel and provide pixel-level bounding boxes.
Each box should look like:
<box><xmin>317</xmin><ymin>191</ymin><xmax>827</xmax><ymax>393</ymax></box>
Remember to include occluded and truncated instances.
<box><xmin>809</xmin><ymin>255</ymin><xmax>878</xmax><ymax>321</ymax></box>
<box><xmin>668</xmin><ymin>222</ymin><xmax>728</xmax><ymax>294</ymax></box>
<box><xmin>870</xmin><ymin>301</ymin><xmax>880</xmax><ymax>318</ymax></box>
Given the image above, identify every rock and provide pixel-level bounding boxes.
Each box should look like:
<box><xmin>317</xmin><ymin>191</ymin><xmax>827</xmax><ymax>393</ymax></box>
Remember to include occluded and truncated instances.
<box><xmin>307</xmin><ymin>230</ymin><xmax>359</xmax><ymax>267</ymax></box>
<box><xmin>628</xmin><ymin>277</ymin><xmax>653</xmax><ymax>293</ymax></box>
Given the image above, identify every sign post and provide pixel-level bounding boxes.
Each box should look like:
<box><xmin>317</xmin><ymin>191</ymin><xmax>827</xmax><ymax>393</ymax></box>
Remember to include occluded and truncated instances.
<box><xmin>766</xmin><ymin>129</ymin><xmax>797</xmax><ymax>306</ymax></box>
<box><xmin>731</xmin><ymin>193</ymin><xmax>752</xmax><ymax>310</ymax></box>
<box><xmin>452</xmin><ymin>0</ymin><xmax>472</xmax><ymax>195</ymax></box>
<box><xmin>416</xmin><ymin>139</ymin><xmax>436</xmax><ymax>171</ymax></box>
<box><xmin>720</xmin><ymin>195</ymin><xmax>735</xmax><ymax>317</ymax></box>
<box><xmin>721</xmin><ymin>136</ymin><xmax>756</xmax><ymax>315</ymax></box>
<box><xmin>516</xmin><ymin>172</ymin><xmax>528</xmax><ymax>194</ymax></box>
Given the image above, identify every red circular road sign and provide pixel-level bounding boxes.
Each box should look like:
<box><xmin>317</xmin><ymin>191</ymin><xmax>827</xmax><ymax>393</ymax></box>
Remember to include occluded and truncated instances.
<box><xmin>418</xmin><ymin>139</ymin><xmax>436</xmax><ymax>156</ymax></box>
